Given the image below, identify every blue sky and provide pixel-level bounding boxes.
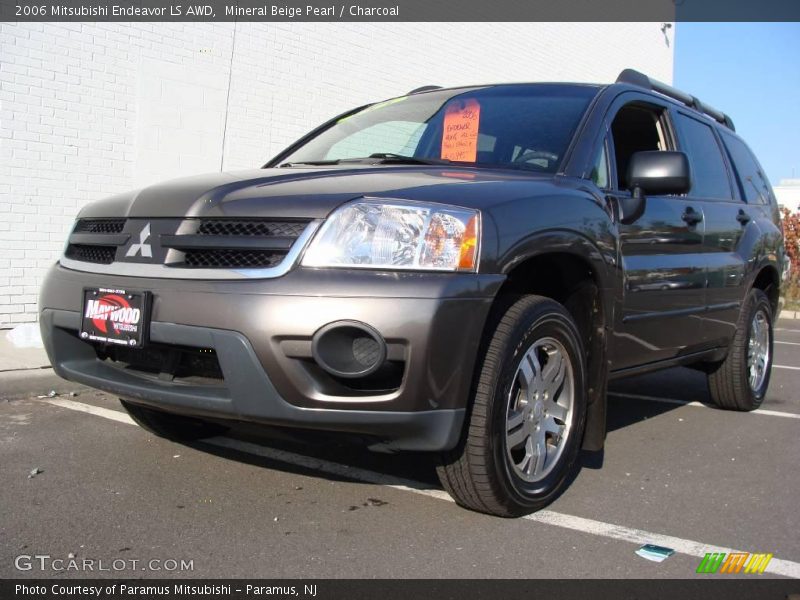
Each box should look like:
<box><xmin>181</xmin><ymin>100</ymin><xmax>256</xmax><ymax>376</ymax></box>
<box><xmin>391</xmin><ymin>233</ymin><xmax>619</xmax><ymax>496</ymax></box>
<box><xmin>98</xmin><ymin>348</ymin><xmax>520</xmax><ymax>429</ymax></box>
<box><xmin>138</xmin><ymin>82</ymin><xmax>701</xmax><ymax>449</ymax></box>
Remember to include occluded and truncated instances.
<box><xmin>674</xmin><ymin>23</ymin><xmax>800</xmax><ymax>185</ymax></box>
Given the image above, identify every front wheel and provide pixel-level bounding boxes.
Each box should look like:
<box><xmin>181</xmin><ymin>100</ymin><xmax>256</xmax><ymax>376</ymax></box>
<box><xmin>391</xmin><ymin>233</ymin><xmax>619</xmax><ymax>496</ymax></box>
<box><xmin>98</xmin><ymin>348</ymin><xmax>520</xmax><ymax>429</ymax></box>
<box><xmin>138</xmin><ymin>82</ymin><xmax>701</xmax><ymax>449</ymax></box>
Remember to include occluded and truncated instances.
<box><xmin>436</xmin><ymin>295</ymin><xmax>587</xmax><ymax>517</ymax></box>
<box><xmin>707</xmin><ymin>288</ymin><xmax>774</xmax><ymax>411</ymax></box>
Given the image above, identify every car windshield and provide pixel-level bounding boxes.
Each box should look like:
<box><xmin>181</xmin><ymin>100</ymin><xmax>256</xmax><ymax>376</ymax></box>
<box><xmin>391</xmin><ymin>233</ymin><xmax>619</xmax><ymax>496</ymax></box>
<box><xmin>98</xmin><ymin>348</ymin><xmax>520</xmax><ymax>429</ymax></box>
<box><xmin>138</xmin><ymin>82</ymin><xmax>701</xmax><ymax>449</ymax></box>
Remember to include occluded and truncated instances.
<box><xmin>278</xmin><ymin>84</ymin><xmax>598</xmax><ymax>172</ymax></box>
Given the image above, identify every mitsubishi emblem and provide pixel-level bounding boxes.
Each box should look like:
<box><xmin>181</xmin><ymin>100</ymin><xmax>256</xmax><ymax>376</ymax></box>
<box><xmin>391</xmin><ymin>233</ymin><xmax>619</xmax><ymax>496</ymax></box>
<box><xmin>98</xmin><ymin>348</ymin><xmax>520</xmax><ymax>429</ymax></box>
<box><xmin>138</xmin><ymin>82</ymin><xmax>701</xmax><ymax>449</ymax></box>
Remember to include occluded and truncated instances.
<box><xmin>126</xmin><ymin>222</ymin><xmax>153</xmax><ymax>258</ymax></box>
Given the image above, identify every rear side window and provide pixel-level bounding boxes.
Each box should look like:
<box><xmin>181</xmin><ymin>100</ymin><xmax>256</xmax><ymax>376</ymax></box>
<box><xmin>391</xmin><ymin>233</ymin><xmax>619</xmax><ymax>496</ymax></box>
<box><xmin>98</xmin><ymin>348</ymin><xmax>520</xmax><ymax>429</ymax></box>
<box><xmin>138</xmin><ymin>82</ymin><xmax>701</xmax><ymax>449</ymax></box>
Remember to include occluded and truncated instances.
<box><xmin>675</xmin><ymin>113</ymin><xmax>732</xmax><ymax>200</ymax></box>
<box><xmin>720</xmin><ymin>132</ymin><xmax>773</xmax><ymax>204</ymax></box>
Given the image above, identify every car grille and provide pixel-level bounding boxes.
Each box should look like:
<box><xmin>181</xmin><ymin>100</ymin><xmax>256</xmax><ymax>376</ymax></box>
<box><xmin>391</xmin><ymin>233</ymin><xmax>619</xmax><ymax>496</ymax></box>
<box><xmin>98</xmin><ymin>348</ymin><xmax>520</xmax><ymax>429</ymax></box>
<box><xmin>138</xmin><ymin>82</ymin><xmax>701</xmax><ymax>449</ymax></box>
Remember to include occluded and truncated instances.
<box><xmin>196</xmin><ymin>220</ymin><xmax>307</xmax><ymax>238</ymax></box>
<box><xmin>64</xmin><ymin>243</ymin><xmax>117</xmax><ymax>264</ymax></box>
<box><xmin>183</xmin><ymin>248</ymin><xmax>285</xmax><ymax>269</ymax></box>
<box><xmin>73</xmin><ymin>219</ymin><xmax>126</xmax><ymax>234</ymax></box>
<box><xmin>95</xmin><ymin>341</ymin><xmax>224</xmax><ymax>384</ymax></box>
<box><xmin>63</xmin><ymin>217</ymin><xmax>313</xmax><ymax>273</ymax></box>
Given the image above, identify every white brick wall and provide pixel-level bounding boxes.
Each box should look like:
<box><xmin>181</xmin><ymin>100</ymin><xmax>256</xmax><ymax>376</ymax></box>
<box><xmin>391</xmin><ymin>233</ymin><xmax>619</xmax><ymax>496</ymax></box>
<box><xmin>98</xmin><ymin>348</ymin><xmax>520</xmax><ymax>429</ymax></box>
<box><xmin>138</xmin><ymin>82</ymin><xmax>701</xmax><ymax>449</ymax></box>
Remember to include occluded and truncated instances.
<box><xmin>0</xmin><ymin>22</ymin><xmax>673</xmax><ymax>324</ymax></box>
<box><xmin>775</xmin><ymin>180</ymin><xmax>800</xmax><ymax>213</ymax></box>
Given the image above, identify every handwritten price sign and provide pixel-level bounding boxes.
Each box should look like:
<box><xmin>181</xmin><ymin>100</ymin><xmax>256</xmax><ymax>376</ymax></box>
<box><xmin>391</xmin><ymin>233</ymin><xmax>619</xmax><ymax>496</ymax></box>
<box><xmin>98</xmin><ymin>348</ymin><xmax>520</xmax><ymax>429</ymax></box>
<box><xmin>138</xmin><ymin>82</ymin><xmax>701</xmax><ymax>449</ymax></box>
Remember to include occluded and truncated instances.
<box><xmin>441</xmin><ymin>99</ymin><xmax>481</xmax><ymax>162</ymax></box>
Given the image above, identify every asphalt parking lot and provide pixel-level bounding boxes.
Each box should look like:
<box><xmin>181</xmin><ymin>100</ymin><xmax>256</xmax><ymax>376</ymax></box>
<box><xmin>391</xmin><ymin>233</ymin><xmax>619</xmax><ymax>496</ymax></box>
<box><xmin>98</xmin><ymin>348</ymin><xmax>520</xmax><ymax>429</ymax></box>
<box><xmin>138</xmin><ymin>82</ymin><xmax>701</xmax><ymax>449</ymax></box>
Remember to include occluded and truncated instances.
<box><xmin>1</xmin><ymin>320</ymin><xmax>799</xmax><ymax>580</ymax></box>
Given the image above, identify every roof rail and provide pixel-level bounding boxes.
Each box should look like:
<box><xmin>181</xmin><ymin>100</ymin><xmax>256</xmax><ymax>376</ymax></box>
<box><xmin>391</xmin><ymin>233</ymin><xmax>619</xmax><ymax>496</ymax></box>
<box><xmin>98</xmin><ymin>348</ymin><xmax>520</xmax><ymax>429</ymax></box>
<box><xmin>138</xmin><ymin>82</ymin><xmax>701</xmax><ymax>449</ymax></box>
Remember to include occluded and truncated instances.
<box><xmin>616</xmin><ymin>69</ymin><xmax>735</xmax><ymax>131</ymax></box>
<box><xmin>407</xmin><ymin>85</ymin><xmax>442</xmax><ymax>95</ymax></box>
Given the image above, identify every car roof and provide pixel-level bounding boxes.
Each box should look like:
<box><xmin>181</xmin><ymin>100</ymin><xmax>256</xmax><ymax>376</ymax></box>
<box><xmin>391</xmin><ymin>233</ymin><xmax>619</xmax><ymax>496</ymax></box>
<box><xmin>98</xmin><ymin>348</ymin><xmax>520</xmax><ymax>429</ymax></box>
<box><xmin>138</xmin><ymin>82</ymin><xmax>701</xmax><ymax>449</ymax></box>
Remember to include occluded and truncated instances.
<box><xmin>403</xmin><ymin>70</ymin><xmax>735</xmax><ymax>132</ymax></box>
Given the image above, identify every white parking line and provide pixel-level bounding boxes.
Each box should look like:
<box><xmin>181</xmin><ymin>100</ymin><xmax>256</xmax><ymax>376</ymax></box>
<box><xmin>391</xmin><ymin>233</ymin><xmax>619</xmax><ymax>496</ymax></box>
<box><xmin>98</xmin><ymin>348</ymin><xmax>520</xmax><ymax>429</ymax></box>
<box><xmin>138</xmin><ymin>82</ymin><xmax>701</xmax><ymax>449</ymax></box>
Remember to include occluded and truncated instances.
<box><xmin>44</xmin><ymin>398</ymin><xmax>136</xmax><ymax>424</ymax></box>
<box><xmin>775</xmin><ymin>340</ymin><xmax>800</xmax><ymax>346</ymax></box>
<box><xmin>775</xmin><ymin>364</ymin><xmax>800</xmax><ymax>371</ymax></box>
<box><xmin>609</xmin><ymin>392</ymin><xmax>800</xmax><ymax>420</ymax></box>
<box><xmin>525</xmin><ymin>511</ymin><xmax>798</xmax><ymax>576</ymax></box>
<box><xmin>37</xmin><ymin>397</ymin><xmax>800</xmax><ymax>578</ymax></box>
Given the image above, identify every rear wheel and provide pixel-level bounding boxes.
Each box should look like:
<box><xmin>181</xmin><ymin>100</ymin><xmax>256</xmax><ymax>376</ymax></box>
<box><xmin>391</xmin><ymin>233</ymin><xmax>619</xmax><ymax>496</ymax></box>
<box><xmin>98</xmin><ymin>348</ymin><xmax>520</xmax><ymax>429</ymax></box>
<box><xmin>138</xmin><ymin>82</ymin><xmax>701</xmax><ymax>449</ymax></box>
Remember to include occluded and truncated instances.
<box><xmin>707</xmin><ymin>288</ymin><xmax>773</xmax><ymax>411</ymax></box>
<box><xmin>120</xmin><ymin>400</ymin><xmax>227</xmax><ymax>441</ymax></box>
<box><xmin>436</xmin><ymin>295</ymin><xmax>587</xmax><ymax>517</ymax></box>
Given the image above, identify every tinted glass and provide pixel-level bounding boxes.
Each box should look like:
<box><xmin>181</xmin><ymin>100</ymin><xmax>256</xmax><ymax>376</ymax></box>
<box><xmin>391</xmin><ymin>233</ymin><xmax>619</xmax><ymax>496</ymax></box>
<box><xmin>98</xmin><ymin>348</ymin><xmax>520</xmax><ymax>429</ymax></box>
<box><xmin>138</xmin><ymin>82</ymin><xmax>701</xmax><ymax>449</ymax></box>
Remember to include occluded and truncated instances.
<box><xmin>281</xmin><ymin>85</ymin><xmax>598</xmax><ymax>172</ymax></box>
<box><xmin>589</xmin><ymin>143</ymin><xmax>609</xmax><ymax>189</ymax></box>
<box><xmin>327</xmin><ymin>121</ymin><xmax>426</xmax><ymax>159</ymax></box>
<box><xmin>721</xmin><ymin>132</ymin><xmax>773</xmax><ymax>204</ymax></box>
<box><xmin>675</xmin><ymin>113</ymin><xmax>732</xmax><ymax>199</ymax></box>
<box><xmin>610</xmin><ymin>105</ymin><xmax>667</xmax><ymax>189</ymax></box>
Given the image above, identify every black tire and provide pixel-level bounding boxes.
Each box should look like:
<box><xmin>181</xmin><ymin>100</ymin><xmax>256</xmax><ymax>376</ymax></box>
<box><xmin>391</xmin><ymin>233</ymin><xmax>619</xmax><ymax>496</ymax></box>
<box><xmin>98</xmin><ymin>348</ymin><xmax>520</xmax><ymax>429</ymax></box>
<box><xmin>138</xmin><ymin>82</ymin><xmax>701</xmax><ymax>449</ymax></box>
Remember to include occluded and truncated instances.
<box><xmin>436</xmin><ymin>295</ymin><xmax>587</xmax><ymax>517</ymax></box>
<box><xmin>707</xmin><ymin>288</ymin><xmax>773</xmax><ymax>411</ymax></box>
<box><xmin>120</xmin><ymin>400</ymin><xmax>227</xmax><ymax>441</ymax></box>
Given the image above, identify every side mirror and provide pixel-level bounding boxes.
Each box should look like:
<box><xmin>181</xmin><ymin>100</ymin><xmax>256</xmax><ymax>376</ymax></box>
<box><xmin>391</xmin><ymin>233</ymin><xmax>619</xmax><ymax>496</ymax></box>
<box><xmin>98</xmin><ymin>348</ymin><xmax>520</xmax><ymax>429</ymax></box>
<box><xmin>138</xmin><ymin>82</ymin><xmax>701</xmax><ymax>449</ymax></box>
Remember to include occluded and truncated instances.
<box><xmin>619</xmin><ymin>151</ymin><xmax>691</xmax><ymax>225</ymax></box>
<box><xmin>628</xmin><ymin>151</ymin><xmax>692</xmax><ymax>196</ymax></box>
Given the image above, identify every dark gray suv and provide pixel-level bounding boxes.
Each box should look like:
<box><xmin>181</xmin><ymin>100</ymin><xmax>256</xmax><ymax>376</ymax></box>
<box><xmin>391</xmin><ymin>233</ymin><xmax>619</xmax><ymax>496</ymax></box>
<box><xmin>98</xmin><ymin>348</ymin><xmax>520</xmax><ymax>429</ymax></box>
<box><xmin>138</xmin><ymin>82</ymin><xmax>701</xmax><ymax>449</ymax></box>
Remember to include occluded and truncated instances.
<box><xmin>39</xmin><ymin>70</ymin><xmax>786</xmax><ymax>517</ymax></box>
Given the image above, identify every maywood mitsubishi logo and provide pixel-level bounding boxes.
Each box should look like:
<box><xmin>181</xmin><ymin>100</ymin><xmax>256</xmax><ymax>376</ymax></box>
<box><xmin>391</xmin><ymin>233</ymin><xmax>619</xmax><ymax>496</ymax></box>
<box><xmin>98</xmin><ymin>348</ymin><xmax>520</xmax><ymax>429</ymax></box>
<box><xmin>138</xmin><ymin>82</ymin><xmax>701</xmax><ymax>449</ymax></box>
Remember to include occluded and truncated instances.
<box><xmin>696</xmin><ymin>552</ymin><xmax>773</xmax><ymax>574</ymax></box>
<box><xmin>84</xmin><ymin>294</ymin><xmax>142</xmax><ymax>334</ymax></box>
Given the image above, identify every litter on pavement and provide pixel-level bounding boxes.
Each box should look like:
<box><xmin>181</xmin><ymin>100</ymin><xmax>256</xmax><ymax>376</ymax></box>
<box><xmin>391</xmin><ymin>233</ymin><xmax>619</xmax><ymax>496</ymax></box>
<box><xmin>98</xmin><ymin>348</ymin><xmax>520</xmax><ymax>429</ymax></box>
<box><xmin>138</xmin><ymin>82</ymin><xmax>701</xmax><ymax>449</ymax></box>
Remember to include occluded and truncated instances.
<box><xmin>635</xmin><ymin>544</ymin><xmax>676</xmax><ymax>563</ymax></box>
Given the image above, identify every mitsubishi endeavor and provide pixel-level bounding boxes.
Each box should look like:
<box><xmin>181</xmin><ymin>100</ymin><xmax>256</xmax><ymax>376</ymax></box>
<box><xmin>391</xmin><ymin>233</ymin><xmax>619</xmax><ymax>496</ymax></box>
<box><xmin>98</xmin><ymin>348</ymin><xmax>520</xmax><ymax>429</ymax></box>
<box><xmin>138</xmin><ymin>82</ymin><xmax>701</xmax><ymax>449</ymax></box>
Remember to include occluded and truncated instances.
<box><xmin>39</xmin><ymin>70</ymin><xmax>786</xmax><ymax>517</ymax></box>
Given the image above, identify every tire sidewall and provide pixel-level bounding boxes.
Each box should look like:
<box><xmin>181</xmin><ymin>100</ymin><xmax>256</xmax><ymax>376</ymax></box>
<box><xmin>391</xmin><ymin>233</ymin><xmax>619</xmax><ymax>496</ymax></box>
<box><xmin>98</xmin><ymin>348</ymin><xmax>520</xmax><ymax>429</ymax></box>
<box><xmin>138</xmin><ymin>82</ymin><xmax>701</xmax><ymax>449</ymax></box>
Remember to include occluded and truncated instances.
<box><xmin>488</xmin><ymin>304</ymin><xmax>587</xmax><ymax>510</ymax></box>
<box><xmin>742</xmin><ymin>290</ymin><xmax>774</xmax><ymax>404</ymax></box>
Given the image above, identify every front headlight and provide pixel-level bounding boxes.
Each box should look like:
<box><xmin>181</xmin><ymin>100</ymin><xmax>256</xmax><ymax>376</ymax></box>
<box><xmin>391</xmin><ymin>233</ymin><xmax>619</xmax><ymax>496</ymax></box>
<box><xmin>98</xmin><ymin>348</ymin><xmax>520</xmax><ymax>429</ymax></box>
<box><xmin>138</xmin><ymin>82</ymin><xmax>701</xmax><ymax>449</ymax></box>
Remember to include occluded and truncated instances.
<box><xmin>302</xmin><ymin>198</ymin><xmax>480</xmax><ymax>272</ymax></box>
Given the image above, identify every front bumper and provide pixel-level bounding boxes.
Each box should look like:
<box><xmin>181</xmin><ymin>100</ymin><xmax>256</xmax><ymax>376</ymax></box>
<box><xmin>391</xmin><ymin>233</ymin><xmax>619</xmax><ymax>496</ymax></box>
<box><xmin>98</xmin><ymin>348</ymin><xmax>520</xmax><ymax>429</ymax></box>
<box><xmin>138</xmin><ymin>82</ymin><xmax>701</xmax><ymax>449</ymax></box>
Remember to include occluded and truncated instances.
<box><xmin>39</xmin><ymin>264</ymin><xmax>503</xmax><ymax>451</ymax></box>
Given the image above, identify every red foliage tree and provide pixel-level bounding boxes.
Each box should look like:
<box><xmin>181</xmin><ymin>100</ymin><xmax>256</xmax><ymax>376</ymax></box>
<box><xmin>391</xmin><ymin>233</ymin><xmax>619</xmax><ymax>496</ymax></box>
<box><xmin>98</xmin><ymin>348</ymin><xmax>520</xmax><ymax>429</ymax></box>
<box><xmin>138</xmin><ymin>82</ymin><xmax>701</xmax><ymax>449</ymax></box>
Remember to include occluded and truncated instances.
<box><xmin>780</xmin><ymin>207</ymin><xmax>800</xmax><ymax>303</ymax></box>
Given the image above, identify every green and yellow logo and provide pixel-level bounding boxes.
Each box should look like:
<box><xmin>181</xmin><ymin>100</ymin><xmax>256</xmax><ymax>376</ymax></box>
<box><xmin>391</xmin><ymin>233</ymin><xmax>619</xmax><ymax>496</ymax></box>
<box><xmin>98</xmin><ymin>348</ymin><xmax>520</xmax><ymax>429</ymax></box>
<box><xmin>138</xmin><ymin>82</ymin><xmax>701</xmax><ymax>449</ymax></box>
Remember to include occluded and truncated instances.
<box><xmin>696</xmin><ymin>552</ymin><xmax>773</xmax><ymax>574</ymax></box>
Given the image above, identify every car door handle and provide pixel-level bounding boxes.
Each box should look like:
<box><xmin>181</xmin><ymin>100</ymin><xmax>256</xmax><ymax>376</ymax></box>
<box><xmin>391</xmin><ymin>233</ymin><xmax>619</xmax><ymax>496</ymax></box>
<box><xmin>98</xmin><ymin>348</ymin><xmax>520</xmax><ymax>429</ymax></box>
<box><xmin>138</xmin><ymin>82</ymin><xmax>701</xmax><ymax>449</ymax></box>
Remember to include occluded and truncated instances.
<box><xmin>736</xmin><ymin>210</ymin><xmax>751</xmax><ymax>225</ymax></box>
<box><xmin>681</xmin><ymin>207</ymin><xmax>703</xmax><ymax>226</ymax></box>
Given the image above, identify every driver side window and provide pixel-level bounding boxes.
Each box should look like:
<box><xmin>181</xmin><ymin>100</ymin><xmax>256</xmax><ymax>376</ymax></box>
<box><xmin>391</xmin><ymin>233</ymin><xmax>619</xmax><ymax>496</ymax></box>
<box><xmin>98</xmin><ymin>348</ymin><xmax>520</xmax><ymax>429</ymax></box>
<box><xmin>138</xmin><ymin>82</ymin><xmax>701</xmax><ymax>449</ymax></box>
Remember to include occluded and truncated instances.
<box><xmin>610</xmin><ymin>104</ymin><xmax>669</xmax><ymax>190</ymax></box>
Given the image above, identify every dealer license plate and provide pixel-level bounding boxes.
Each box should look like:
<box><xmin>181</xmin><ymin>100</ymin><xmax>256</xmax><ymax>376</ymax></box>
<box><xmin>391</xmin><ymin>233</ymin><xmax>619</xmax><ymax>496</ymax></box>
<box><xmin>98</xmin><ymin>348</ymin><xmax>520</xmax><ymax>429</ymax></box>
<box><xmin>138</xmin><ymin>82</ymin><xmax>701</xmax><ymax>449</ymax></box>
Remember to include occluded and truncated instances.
<box><xmin>79</xmin><ymin>287</ymin><xmax>151</xmax><ymax>348</ymax></box>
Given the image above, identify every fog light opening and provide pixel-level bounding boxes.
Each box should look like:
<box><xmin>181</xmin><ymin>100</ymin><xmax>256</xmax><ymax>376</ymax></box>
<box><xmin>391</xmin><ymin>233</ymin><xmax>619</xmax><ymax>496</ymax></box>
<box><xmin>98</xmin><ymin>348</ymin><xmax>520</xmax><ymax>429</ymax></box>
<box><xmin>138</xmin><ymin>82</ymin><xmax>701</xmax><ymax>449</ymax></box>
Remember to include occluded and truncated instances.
<box><xmin>312</xmin><ymin>321</ymin><xmax>387</xmax><ymax>379</ymax></box>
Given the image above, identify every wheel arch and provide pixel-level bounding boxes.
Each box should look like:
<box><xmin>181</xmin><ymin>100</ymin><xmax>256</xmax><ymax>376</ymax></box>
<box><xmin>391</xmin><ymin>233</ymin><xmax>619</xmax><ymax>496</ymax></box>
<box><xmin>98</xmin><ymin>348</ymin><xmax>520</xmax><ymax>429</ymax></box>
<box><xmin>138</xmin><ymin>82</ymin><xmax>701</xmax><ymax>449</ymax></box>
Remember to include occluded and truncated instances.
<box><xmin>751</xmin><ymin>264</ymin><xmax>780</xmax><ymax>317</ymax></box>
<box><xmin>488</xmin><ymin>244</ymin><xmax>612</xmax><ymax>451</ymax></box>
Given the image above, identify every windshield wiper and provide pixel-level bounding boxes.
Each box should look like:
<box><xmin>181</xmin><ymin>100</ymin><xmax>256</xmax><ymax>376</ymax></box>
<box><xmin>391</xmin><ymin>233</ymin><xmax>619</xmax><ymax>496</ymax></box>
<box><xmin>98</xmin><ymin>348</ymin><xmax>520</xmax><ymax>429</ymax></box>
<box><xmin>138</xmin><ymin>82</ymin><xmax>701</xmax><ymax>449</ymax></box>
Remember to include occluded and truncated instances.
<box><xmin>278</xmin><ymin>159</ymin><xmax>342</xmax><ymax>167</ymax></box>
<box><xmin>362</xmin><ymin>153</ymin><xmax>453</xmax><ymax>165</ymax></box>
<box><xmin>279</xmin><ymin>154</ymin><xmax>453</xmax><ymax>168</ymax></box>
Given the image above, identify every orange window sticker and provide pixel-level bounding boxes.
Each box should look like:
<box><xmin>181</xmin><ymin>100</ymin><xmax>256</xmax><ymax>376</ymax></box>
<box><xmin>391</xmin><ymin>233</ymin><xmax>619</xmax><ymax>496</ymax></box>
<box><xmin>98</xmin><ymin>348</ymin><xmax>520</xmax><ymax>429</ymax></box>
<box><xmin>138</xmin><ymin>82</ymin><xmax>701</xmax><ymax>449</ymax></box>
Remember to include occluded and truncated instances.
<box><xmin>441</xmin><ymin>99</ymin><xmax>481</xmax><ymax>162</ymax></box>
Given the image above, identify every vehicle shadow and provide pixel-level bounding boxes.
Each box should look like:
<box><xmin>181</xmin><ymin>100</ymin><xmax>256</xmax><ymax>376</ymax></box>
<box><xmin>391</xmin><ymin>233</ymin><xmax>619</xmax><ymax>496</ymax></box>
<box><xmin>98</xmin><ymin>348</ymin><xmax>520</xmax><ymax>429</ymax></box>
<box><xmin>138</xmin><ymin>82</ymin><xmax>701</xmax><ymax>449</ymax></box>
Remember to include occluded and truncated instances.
<box><xmin>608</xmin><ymin>366</ymin><xmax>713</xmax><ymax>406</ymax></box>
<box><xmin>605</xmin><ymin>366</ymin><xmax>716</xmax><ymax>431</ymax></box>
<box><xmin>183</xmin><ymin>366</ymin><xmax>714</xmax><ymax>507</ymax></box>
<box><xmin>191</xmin><ymin>423</ymin><xmax>443</xmax><ymax>489</ymax></box>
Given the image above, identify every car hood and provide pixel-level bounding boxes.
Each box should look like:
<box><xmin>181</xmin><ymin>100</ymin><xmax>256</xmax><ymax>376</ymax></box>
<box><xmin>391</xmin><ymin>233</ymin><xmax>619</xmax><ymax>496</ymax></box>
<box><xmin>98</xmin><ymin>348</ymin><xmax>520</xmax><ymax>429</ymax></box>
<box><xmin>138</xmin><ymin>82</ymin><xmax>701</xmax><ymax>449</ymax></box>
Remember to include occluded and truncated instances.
<box><xmin>78</xmin><ymin>166</ymin><xmax>571</xmax><ymax>219</ymax></box>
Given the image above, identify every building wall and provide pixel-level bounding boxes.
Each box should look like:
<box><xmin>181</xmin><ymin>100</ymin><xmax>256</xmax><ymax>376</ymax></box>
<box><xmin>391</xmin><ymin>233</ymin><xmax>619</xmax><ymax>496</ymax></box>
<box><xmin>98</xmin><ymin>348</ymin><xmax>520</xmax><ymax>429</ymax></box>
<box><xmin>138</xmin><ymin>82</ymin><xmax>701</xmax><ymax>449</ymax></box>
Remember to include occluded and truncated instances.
<box><xmin>0</xmin><ymin>22</ymin><xmax>674</xmax><ymax>324</ymax></box>
<box><xmin>775</xmin><ymin>179</ymin><xmax>800</xmax><ymax>213</ymax></box>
